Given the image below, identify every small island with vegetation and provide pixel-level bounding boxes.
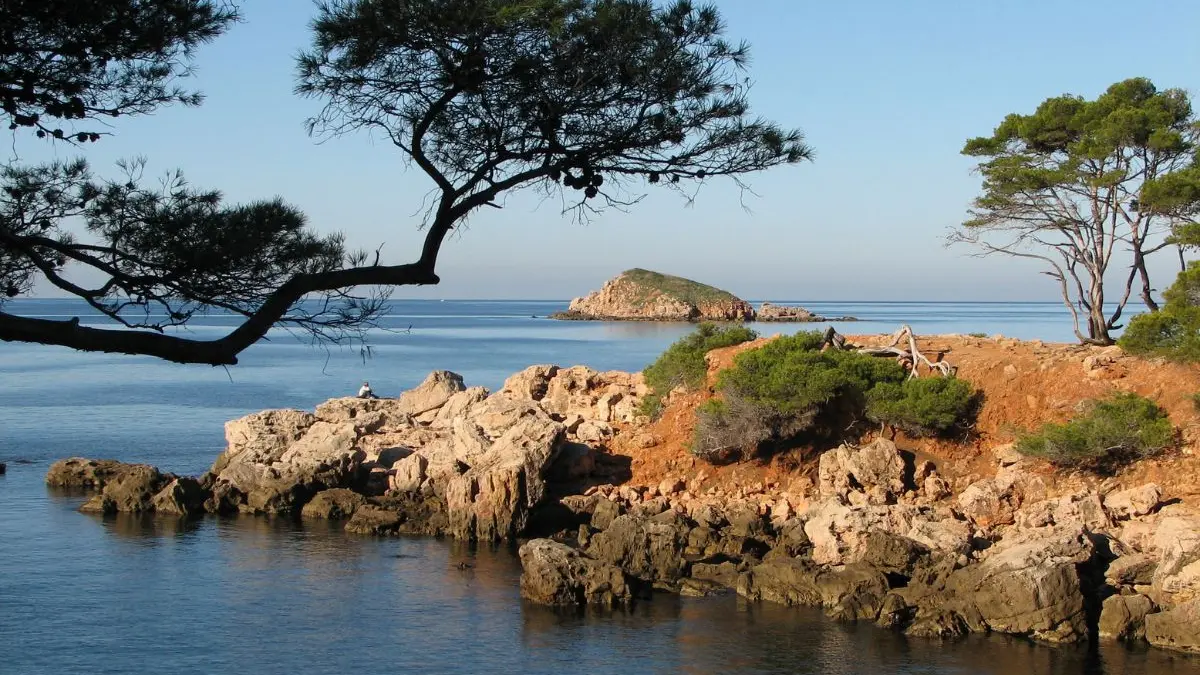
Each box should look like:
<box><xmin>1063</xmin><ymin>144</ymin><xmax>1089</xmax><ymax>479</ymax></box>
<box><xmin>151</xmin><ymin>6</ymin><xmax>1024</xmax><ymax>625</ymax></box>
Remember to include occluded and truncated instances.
<box><xmin>551</xmin><ymin>268</ymin><xmax>857</xmax><ymax>323</ymax></box>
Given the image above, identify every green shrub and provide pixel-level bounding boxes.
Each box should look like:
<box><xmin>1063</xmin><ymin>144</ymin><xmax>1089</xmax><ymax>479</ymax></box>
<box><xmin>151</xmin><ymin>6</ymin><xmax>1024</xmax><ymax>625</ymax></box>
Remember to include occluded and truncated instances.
<box><xmin>968</xmin><ymin>332</ymin><xmax>988</xmax><ymax>338</ymax></box>
<box><xmin>637</xmin><ymin>393</ymin><xmax>665</xmax><ymax>420</ymax></box>
<box><xmin>1192</xmin><ymin>391</ymin><xmax>1200</xmax><ymax>413</ymax></box>
<box><xmin>690</xmin><ymin>331</ymin><xmax>979</xmax><ymax>462</ymax></box>
<box><xmin>640</xmin><ymin>323</ymin><xmax>757</xmax><ymax>418</ymax></box>
<box><xmin>865</xmin><ymin>376</ymin><xmax>978</xmax><ymax>437</ymax></box>
<box><xmin>1120</xmin><ymin>262</ymin><xmax>1200</xmax><ymax>362</ymax></box>
<box><xmin>1015</xmin><ymin>393</ymin><xmax>1175</xmax><ymax>472</ymax></box>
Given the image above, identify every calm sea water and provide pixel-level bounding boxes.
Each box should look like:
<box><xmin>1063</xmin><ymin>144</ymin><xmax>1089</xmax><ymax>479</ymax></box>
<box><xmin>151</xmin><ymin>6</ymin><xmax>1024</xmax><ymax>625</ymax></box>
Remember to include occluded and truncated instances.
<box><xmin>1</xmin><ymin>299</ymin><xmax>1196</xmax><ymax>675</ymax></box>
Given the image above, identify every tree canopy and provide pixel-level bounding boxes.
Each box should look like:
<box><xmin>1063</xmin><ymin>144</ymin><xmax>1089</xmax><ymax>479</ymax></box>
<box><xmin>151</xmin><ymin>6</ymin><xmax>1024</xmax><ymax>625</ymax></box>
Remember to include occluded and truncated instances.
<box><xmin>951</xmin><ymin>78</ymin><xmax>1200</xmax><ymax>345</ymax></box>
<box><xmin>0</xmin><ymin>0</ymin><xmax>809</xmax><ymax>365</ymax></box>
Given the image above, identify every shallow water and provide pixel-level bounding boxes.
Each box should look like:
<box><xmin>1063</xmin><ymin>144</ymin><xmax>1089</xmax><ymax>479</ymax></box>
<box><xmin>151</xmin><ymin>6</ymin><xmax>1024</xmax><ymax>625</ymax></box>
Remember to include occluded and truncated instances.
<box><xmin>1</xmin><ymin>299</ymin><xmax>1196</xmax><ymax>674</ymax></box>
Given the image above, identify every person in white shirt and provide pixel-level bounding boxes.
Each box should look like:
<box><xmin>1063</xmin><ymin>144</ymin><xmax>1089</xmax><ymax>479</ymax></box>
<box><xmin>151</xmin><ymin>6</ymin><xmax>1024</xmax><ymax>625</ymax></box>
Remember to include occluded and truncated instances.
<box><xmin>357</xmin><ymin>381</ymin><xmax>378</xmax><ymax>399</ymax></box>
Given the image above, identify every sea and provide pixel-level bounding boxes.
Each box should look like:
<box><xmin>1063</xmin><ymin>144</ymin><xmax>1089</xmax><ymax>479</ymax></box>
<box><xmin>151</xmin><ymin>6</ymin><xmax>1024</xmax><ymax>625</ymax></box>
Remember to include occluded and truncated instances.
<box><xmin>1</xmin><ymin>298</ymin><xmax>1197</xmax><ymax>675</ymax></box>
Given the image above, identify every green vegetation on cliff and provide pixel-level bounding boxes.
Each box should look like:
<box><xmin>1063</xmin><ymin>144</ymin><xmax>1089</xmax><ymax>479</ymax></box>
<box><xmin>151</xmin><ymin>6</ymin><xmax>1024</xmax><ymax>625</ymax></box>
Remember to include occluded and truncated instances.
<box><xmin>1120</xmin><ymin>262</ymin><xmax>1200</xmax><ymax>362</ymax></box>
<box><xmin>1015</xmin><ymin>393</ymin><xmax>1175</xmax><ymax>472</ymax></box>
<box><xmin>640</xmin><ymin>323</ymin><xmax>758</xmax><ymax>419</ymax></box>
<box><xmin>690</xmin><ymin>331</ymin><xmax>977</xmax><ymax>463</ymax></box>
<box><xmin>620</xmin><ymin>268</ymin><xmax>743</xmax><ymax>309</ymax></box>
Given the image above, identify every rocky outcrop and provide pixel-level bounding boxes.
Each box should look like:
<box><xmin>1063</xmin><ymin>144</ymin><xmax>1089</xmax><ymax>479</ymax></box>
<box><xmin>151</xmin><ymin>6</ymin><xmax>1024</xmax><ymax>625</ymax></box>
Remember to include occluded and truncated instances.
<box><xmin>46</xmin><ymin>459</ymin><xmax>208</xmax><ymax>517</ymax></box>
<box><xmin>46</xmin><ymin>458</ymin><xmax>135</xmax><ymax>489</ymax></box>
<box><xmin>518</xmin><ymin>539</ymin><xmax>633</xmax><ymax>607</ymax></box>
<box><xmin>755</xmin><ymin>302</ymin><xmax>857</xmax><ymax>323</ymax></box>
<box><xmin>302</xmin><ymin>488</ymin><xmax>367</xmax><ymax>520</ymax></box>
<box><xmin>553</xmin><ymin>269</ymin><xmax>754</xmax><ymax>321</ymax></box>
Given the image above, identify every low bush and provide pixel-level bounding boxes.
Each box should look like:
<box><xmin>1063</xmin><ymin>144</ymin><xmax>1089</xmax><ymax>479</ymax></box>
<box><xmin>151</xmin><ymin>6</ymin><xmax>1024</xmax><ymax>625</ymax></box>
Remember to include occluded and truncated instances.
<box><xmin>1015</xmin><ymin>393</ymin><xmax>1175</xmax><ymax>472</ymax></box>
<box><xmin>690</xmin><ymin>331</ymin><xmax>978</xmax><ymax>462</ymax></box>
<box><xmin>865</xmin><ymin>376</ymin><xmax>977</xmax><ymax>437</ymax></box>
<box><xmin>640</xmin><ymin>323</ymin><xmax>757</xmax><ymax>419</ymax></box>
<box><xmin>1194</xmin><ymin>392</ymin><xmax>1200</xmax><ymax>413</ymax></box>
<box><xmin>1120</xmin><ymin>263</ymin><xmax>1200</xmax><ymax>362</ymax></box>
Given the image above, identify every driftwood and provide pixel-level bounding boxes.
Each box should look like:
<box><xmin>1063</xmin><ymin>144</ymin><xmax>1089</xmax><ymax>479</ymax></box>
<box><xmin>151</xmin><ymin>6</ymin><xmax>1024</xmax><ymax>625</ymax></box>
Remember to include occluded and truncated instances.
<box><xmin>821</xmin><ymin>325</ymin><xmax>955</xmax><ymax>378</ymax></box>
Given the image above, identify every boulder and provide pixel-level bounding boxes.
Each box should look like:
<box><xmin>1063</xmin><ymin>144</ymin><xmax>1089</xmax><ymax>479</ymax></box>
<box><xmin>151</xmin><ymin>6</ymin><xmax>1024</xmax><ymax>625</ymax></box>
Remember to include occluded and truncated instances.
<box><xmin>1014</xmin><ymin>491</ymin><xmax>1110</xmax><ymax>532</ymax></box>
<box><xmin>302</xmin><ymin>488</ymin><xmax>367</xmax><ymax>519</ymax></box>
<box><xmin>948</xmin><ymin>526</ymin><xmax>1094</xmax><ymax>642</ymax></box>
<box><xmin>1146</xmin><ymin>599</ymin><xmax>1200</xmax><ymax>654</ymax></box>
<box><xmin>518</xmin><ymin>539</ymin><xmax>633</xmax><ymax>608</ymax></box>
<box><xmin>79</xmin><ymin>464</ymin><xmax>171</xmax><ymax>514</ymax></box>
<box><xmin>344</xmin><ymin>505</ymin><xmax>404</xmax><ymax>536</ymax></box>
<box><xmin>395</xmin><ymin>371</ymin><xmax>466</xmax><ymax>418</ymax></box>
<box><xmin>818</xmin><ymin>439</ymin><xmax>906</xmax><ymax>502</ymax></box>
<box><xmin>691</xmin><ymin>561</ymin><xmax>740</xmax><ymax>588</ymax></box>
<box><xmin>445</xmin><ymin>413</ymin><xmax>565</xmax><ymax>542</ymax></box>
<box><xmin>1104</xmin><ymin>484</ymin><xmax>1163</xmax><ymax>520</ymax></box>
<box><xmin>500</xmin><ymin>365</ymin><xmax>559</xmax><ymax>401</ymax></box>
<box><xmin>737</xmin><ymin>558</ymin><xmax>890</xmax><ymax>621</ymax></box>
<box><xmin>45</xmin><ymin>458</ymin><xmax>132</xmax><ymax>489</ymax></box>
<box><xmin>1106</xmin><ymin>553</ymin><xmax>1158</xmax><ymax>587</ymax></box>
<box><xmin>1099</xmin><ymin>594</ymin><xmax>1155</xmax><ymax>641</ymax></box>
<box><xmin>389</xmin><ymin>453</ymin><xmax>429</xmax><ymax>494</ymax></box>
<box><xmin>585</xmin><ymin>513</ymin><xmax>689</xmax><ymax>587</ymax></box>
<box><xmin>150</xmin><ymin>478</ymin><xmax>207</xmax><ymax>517</ymax></box>
<box><xmin>546</xmin><ymin>442</ymin><xmax>596</xmax><ymax>482</ymax></box>
<box><xmin>858</xmin><ymin>530</ymin><xmax>931</xmax><ymax>577</ymax></box>
<box><xmin>803</xmin><ymin>499</ymin><xmax>966</xmax><ymax>567</ymax></box>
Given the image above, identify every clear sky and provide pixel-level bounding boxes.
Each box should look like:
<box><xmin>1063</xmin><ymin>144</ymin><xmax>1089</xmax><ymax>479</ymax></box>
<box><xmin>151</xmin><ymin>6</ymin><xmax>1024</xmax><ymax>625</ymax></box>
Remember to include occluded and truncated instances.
<box><xmin>13</xmin><ymin>0</ymin><xmax>1200</xmax><ymax>301</ymax></box>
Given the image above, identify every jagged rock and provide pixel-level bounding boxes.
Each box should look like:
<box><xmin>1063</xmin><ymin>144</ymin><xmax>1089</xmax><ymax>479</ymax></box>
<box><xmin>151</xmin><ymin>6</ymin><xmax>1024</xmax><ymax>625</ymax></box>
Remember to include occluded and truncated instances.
<box><xmin>45</xmin><ymin>458</ymin><xmax>132</xmax><ymax>489</ymax></box>
<box><xmin>214</xmin><ymin>409</ymin><xmax>317</xmax><ymax>475</ymax></box>
<box><xmin>818</xmin><ymin>439</ymin><xmax>906</xmax><ymax>503</ymax></box>
<box><xmin>1015</xmin><ymin>491</ymin><xmax>1110</xmax><ymax>532</ymax></box>
<box><xmin>585</xmin><ymin>513</ymin><xmax>689</xmax><ymax>586</ymax></box>
<box><xmin>948</xmin><ymin>526</ymin><xmax>1094</xmax><ymax>643</ymax></box>
<box><xmin>150</xmin><ymin>478</ymin><xmax>207</xmax><ymax>516</ymax></box>
<box><xmin>389</xmin><ymin>453</ymin><xmax>429</xmax><ymax>494</ymax></box>
<box><xmin>592</xmin><ymin>498</ymin><xmax>623</xmax><ymax>530</ymax></box>
<box><xmin>737</xmin><ymin>558</ymin><xmax>890</xmax><ymax>621</ymax></box>
<box><xmin>858</xmin><ymin>530</ymin><xmax>931</xmax><ymax>577</ymax></box>
<box><xmin>518</xmin><ymin>539</ymin><xmax>632</xmax><ymax>607</ymax></box>
<box><xmin>302</xmin><ymin>488</ymin><xmax>367</xmax><ymax>519</ymax></box>
<box><xmin>395</xmin><ymin>371</ymin><xmax>466</xmax><ymax>418</ymax></box>
<box><xmin>1106</xmin><ymin>553</ymin><xmax>1159</xmax><ymax>587</ymax></box>
<box><xmin>804</xmin><ymin>499</ymin><xmax>966</xmax><ymax>567</ymax></box>
<box><xmin>1146</xmin><ymin>599</ymin><xmax>1200</xmax><ymax>654</ymax></box>
<box><xmin>78</xmin><ymin>464</ymin><xmax>171</xmax><ymax>514</ymax></box>
<box><xmin>1104</xmin><ymin>484</ymin><xmax>1163</xmax><ymax>520</ymax></box>
<box><xmin>431</xmin><ymin>387</ymin><xmax>489</xmax><ymax>428</ymax></box>
<box><xmin>500</xmin><ymin>365</ymin><xmax>560</xmax><ymax>401</ymax></box>
<box><xmin>992</xmin><ymin>443</ymin><xmax>1025</xmax><ymax>467</ymax></box>
<box><xmin>445</xmin><ymin>412</ymin><xmax>564</xmax><ymax>542</ymax></box>
<box><xmin>209</xmin><ymin>417</ymin><xmax>367</xmax><ymax>516</ymax></box>
<box><xmin>1150</xmin><ymin>506</ymin><xmax>1200</xmax><ymax>605</ymax></box>
<box><xmin>1099</xmin><ymin>594</ymin><xmax>1155</xmax><ymax>641</ymax></box>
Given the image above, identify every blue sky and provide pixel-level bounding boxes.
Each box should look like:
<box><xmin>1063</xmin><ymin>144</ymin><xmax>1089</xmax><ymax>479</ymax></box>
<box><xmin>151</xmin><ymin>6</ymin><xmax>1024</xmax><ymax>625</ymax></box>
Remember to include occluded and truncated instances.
<box><xmin>13</xmin><ymin>0</ymin><xmax>1200</xmax><ymax>301</ymax></box>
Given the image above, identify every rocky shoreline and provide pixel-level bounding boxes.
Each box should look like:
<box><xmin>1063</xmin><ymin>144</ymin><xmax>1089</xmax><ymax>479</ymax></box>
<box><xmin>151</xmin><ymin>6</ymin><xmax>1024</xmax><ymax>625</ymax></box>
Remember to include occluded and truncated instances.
<box><xmin>46</xmin><ymin>362</ymin><xmax>1200</xmax><ymax>657</ymax></box>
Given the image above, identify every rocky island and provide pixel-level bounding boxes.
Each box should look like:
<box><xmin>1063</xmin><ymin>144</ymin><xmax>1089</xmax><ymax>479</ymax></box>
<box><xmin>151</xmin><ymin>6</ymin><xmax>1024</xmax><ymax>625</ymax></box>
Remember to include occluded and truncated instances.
<box><xmin>46</xmin><ymin>333</ymin><xmax>1200</xmax><ymax>656</ymax></box>
<box><xmin>550</xmin><ymin>268</ymin><xmax>855</xmax><ymax>322</ymax></box>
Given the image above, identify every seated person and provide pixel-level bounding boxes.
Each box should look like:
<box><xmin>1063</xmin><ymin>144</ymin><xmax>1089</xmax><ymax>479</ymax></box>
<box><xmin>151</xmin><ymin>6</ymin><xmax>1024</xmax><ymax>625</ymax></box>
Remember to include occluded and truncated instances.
<box><xmin>357</xmin><ymin>381</ymin><xmax>379</xmax><ymax>399</ymax></box>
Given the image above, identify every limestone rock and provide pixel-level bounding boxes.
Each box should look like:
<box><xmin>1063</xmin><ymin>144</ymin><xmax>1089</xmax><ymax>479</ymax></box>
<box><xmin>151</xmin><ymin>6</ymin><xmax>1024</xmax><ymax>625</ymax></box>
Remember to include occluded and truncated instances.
<box><xmin>1099</xmin><ymin>594</ymin><xmax>1155</xmax><ymax>641</ymax></box>
<box><xmin>344</xmin><ymin>505</ymin><xmax>403</xmax><ymax>536</ymax></box>
<box><xmin>1150</xmin><ymin>506</ymin><xmax>1200</xmax><ymax>605</ymax></box>
<box><xmin>150</xmin><ymin>478</ymin><xmax>207</xmax><ymax>516</ymax></box>
<box><xmin>585</xmin><ymin>514</ymin><xmax>689</xmax><ymax>586</ymax></box>
<box><xmin>818</xmin><ymin>439</ymin><xmax>906</xmax><ymax>502</ymax></box>
<box><xmin>1146</xmin><ymin>599</ymin><xmax>1200</xmax><ymax>654</ymax></box>
<box><xmin>949</xmin><ymin>526</ymin><xmax>1093</xmax><ymax>643</ymax></box>
<box><xmin>431</xmin><ymin>387</ymin><xmax>489</xmax><ymax>427</ymax></box>
<box><xmin>1106</xmin><ymin>553</ymin><xmax>1159</xmax><ymax>587</ymax></box>
<box><xmin>404</xmin><ymin>370</ymin><xmax>466</xmax><ymax>413</ymax></box>
<box><xmin>45</xmin><ymin>458</ymin><xmax>132</xmax><ymax>489</ymax></box>
<box><xmin>209</xmin><ymin>418</ymin><xmax>367</xmax><ymax>516</ymax></box>
<box><xmin>518</xmin><ymin>539</ymin><xmax>632</xmax><ymax>608</ymax></box>
<box><xmin>1104</xmin><ymin>484</ymin><xmax>1163</xmax><ymax>520</ymax></box>
<box><xmin>445</xmin><ymin>412</ymin><xmax>565</xmax><ymax>542</ymax></box>
<box><xmin>737</xmin><ymin>558</ymin><xmax>890</xmax><ymax>621</ymax></box>
<box><xmin>302</xmin><ymin>488</ymin><xmax>367</xmax><ymax>519</ymax></box>
<box><xmin>389</xmin><ymin>453</ymin><xmax>429</xmax><ymax>494</ymax></box>
<box><xmin>79</xmin><ymin>464</ymin><xmax>171</xmax><ymax>515</ymax></box>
